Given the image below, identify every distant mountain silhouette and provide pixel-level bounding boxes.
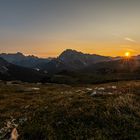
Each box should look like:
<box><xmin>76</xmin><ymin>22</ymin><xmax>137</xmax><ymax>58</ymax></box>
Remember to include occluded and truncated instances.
<box><xmin>1</xmin><ymin>50</ymin><xmax>140</xmax><ymax>83</ymax></box>
<box><xmin>0</xmin><ymin>52</ymin><xmax>51</xmax><ymax>69</ymax></box>
<box><xmin>42</xmin><ymin>56</ymin><xmax>140</xmax><ymax>84</ymax></box>
<box><xmin>0</xmin><ymin>57</ymin><xmax>46</xmax><ymax>82</ymax></box>
<box><xmin>59</xmin><ymin>49</ymin><xmax>112</xmax><ymax>66</ymax></box>
<box><xmin>82</xmin><ymin>59</ymin><xmax>140</xmax><ymax>73</ymax></box>
<box><xmin>41</xmin><ymin>49</ymin><xmax>112</xmax><ymax>73</ymax></box>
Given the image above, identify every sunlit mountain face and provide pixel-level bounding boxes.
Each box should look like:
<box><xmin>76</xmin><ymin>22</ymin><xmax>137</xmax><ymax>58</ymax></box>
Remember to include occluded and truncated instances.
<box><xmin>0</xmin><ymin>0</ymin><xmax>140</xmax><ymax>57</ymax></box>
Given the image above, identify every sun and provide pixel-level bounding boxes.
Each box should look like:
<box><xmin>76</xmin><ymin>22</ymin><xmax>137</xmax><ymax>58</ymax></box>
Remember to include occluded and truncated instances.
<box><xmin>125</xmin><ymin>52</ymin><xmax>130</xmax><ymax>57</ymax></box>
<box><xmin>124</xmin><ymin>52</ymin><xmax>131</xmax><ymax>58</ymax></box>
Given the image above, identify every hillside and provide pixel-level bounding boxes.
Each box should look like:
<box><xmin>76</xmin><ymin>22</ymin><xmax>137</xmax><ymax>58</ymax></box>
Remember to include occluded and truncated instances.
<box><xmin>39</xmin><ymin>49</ymin><xmax>112</xmax><ymax>73</ymax></box>
<box><xmin>42</xmin><ymin>58</ymin><xmax>140</xmax><ymax>84</ymax></box>
<box><xmin>59</xmin><ymin>49</ymin><xmax>111</xmax><ymax>68</ymax></box>
<box><xmin>0</xmin><ymin>57</ymin><xmax>46</xmax><ymax>82</ymax></box>
<box><xmin>0</xmin><ymin>52</ymin><xmax>51</xmax><ymax>69</ymax></box>
<box><xmin>0</xmin><ymin>81</ymin><xmax>140</xmax><ymax>139</ymax></box>
<box><xmin>1</xmin><ymin>50</ymin><xmax>140</xmax><ymax>84</ymax></box>
<box><xmin>83</xmin><ymin>58</ymin><xmax>140</xmax><ymax>73</ymax></box>
<box><xmin>32</xmin><ymin>49</ymin><xmax>140</xmax><ymax>77</ymax></box>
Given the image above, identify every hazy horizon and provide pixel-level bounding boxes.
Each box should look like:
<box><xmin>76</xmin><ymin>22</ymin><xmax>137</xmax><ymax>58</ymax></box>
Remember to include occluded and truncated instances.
<box><xmin>0</xmin><ymin>0</ymin><xmax>140</xmax><ymax>57</ymax></box>
<box><xmin>0</xmin><ymin>49</ymin><xmax>140</xmax><ymax>59</ymax></box>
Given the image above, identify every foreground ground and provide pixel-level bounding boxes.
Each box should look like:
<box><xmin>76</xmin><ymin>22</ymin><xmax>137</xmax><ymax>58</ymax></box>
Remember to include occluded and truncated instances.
<box><xmin>0</xmin><ymin>81</ymin><xmax>140</xmax><ymax>140</ymax></box>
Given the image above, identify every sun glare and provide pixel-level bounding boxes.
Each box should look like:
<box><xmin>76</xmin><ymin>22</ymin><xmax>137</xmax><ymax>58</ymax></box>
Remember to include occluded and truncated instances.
<box><xmin>124</xmin><ymin>52</ymin><xmax>131</xmax><ymax>58</ymax></box>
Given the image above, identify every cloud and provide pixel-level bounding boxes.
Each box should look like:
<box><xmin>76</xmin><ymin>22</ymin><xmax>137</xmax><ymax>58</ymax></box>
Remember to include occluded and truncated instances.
<box><xmin>125</xmin><ymin>48</ymin><xmax>137</xmax><ymax>53</ymax></box>
<box><xmin>124</xmin><ymin>37</ymin><xmax>136</xmax><ymax>43</ymax></box>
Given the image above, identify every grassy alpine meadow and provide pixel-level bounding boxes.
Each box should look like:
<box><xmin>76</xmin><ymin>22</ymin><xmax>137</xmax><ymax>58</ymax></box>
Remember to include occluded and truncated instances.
<box><xmin>0</xmin><ymin>80</ymin><xmax>140</xmax><ymax>140</ymax></box>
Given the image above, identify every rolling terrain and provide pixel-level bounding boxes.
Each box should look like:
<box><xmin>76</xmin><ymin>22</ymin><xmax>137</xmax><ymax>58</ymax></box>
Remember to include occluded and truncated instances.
<box><xmin>0</xmin><ymin>81</ymin><xmax>140</xmax><ymax>139</ymax></box>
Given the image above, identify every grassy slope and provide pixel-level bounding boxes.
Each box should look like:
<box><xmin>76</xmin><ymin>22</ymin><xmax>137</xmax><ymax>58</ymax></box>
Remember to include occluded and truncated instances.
<box><xmin>0</xmin><ymin>81</ymin><xmax>140</xmax><ymax>140</ymax></box>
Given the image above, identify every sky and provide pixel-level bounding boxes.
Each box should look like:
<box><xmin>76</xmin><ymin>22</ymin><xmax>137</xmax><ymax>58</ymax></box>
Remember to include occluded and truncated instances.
<box><xmin>0</xmin><ymin>0</ymin><xmax>140</xmax><ymax>57</ymax></box>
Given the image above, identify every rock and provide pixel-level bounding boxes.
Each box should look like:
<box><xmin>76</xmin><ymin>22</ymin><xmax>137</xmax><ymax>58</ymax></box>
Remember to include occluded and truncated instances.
<box><xmin>44</xmin><ymin>106</ymin><xmax>48</xmax><ymax>110</ymax></box>
<box><xmin>37</xmin><ymin>82</ymin><xmax>42</xmax><ymax>85</ymax></box>
<box><xmin>86</xmin><ymin>88</ymin><xmax>93</xmax><ymax>91</ymax></box>
<box><xmin>68</xmin><ymin>97</ymin><xmax>72</xmax><ymax>101</ymax></box>
<box><xmin>6</xmin><ymin>81</ymin><xmax>13</xmax><ymax>85</ymax></box>
<box><xmin>95</xmin><ymin>87</ymin><xmax>98</xmax><ymax>90</ymax></box>
<box><xmin>98</xmin><ymin>87</ymin><xmax>105</xmax><ymax>91</ymax></box>
<box><xmin>90</xmin><ymin>91</ymin><xmax>97</xmax><ymax>96</ymax></box>
<box><xmin>24</xmin><ymin>105</ymin><xmax>30</xmax><ymax>109</ymax></box>
<box><xmin>18</xmin><ymin>87</ymin><xmax>40</xmax><ymax>92</ymax></box>
<box><xmin>30</xmin><ymin>87</ymin><xmax>40</xmax><ymax>91</ymax></box>
<box><xmin>19</xmin><ymin>117</ymin><xmax>27</xmax><ymax>125</ymax></box>
<box><xmin>6</xmin><ymin>81</ymin><xmax>22</xmax><ymax>85</ymax></box>
<box><xmin>10</xmin><ymin>128</ymin><xmax>19</xmax><ymax>140</ymax></box>
<box><xmin>111</xmin><ymin>86</ymin><xmax>117</xmax><ymax>89</ymax></box>
<box><xmin>76</xmin><ymin>90</ymin><xmax>82</xmax><ymax>93</ymax></box>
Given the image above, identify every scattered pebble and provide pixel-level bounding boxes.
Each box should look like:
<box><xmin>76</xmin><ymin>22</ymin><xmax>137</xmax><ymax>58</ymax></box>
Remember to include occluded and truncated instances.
<box><xmin>44</xmin><ymin>106</ymin><xmax>48</xmax><ymax>110</ymax></box>
<box><xmin>24</xmin><ymin>105</ymin><xmax>30</xmax><ymax>109</ymax></box>
<box><xmin>86</xmin><ymin>88</ymin><xmax>93</xmax><ymax>91</ymax></box>
<box><xmin>36</xmin><ymin>82</ymin><xmax>42</xmax><ymax>85</ymax></box>
<box><xmin>19</xmin><ymin>117</ymin><xmax>28</xmax><ymax>125</ymax></box>
<box><xmin>95</xmin><ymin>87</ymin><xmax>98</xmax><ymax>90</ymax></box>
<box><xmin>68</xmin><ymin>97</ymin><xmax>72</xmax><ymax>101</ymax></box>
<box><xmin>56</xmin><ymin>121</ymin><xmax>62</xmax><ymax>126</ymax></box>
<box><xmin>76</xmin><ymin>90</ymin><xmax>82</xmax><ymax>93</ymax></box>
<box><xmin>98</xmin><ymin>87</ymin><xmax>105</xmax><ymax>91</ymax></box>
<box><xmin>30</xmin><ymin>87</ymin><xmax>40</xmax><ymax>91</ymax></box>
<box><xmin>90</xmin><ymin>91</ymin><xmax>97</xmax><ymax>96</ymax></box>
<box><xmin>108</xmin><ymin>92</ymin><xmax>113</xmax><ymax>95</ymax></box>
<box><xmin>111</xmin><ymin>86</ymin><xmax>117</xmax><ymax>89</ymax></box>
<box><xmin>90</xmin><ymin>90</ymin><xmax>114</xmax><ymax>96</ymax></box>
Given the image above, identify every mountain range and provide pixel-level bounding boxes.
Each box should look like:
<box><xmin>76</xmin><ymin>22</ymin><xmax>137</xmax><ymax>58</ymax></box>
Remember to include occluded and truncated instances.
<box><xmin>0</xmin><ymin>57</ymin><xmax>46</xmax><ymax>82</ymax></box>
<box><xmin>0</xmin><ymin>49</ymin><xmax>140</xmax><ymax>83</ymax></box>
<box><xmin>0</xmin><ymin>52</ymin><xmax>51</xmax><ymax>69</ymax></box>
<box><xmin>0</xmin><ymin>49</ymin><xmax>113</xmax><ymax>74</ymax></box>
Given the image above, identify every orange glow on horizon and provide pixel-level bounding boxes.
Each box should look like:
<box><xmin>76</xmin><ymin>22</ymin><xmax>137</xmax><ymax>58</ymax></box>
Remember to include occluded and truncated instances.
<box><xmin>124</xmin><ymin>52</ymin><xmax>131</xmax><ymax>58</ymax></box>
<box><xmin>0</xmin><ymin>39</ymin><xmax>139</xmax><ymax>58</ymax></box>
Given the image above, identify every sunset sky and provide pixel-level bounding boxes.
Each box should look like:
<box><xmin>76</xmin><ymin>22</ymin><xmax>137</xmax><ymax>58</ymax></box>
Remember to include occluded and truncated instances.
<box><xmin>0</xmin><ymin>0</ymin><xmax>140</xmax><ymax>57</ymax></box>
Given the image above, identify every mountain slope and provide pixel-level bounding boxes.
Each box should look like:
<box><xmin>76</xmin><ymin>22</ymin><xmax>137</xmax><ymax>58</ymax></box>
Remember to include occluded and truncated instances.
<box><xmin>0</xmin><ymin>57</ymin><xmax>10</xmax><ymax>75</ymax></box>
<box><xmin>82</xmin><ymin>58</ymin><xmax>140</xmax><ymax>73</ymax></box>
<box><xmin>0</xmin><ymin>57</ymin><xmax>46</xmax><ymax>82</ymax></box>
<box><xmin>42</xmin><ymin>49</ymin><xmax>112</xmax><ymax>73</ymax></box>
<box><xmin>59</xmin><ymin>49</ymin><xmax>111</xmax><ymax>64</ymax></box>
<box><xmin>0</xmin><ymin>52</ymin><xmax>51</xmax><ymax>69</ymax></box>
<box><xmin>42</xmin><ymin>58</ymin><xmax>140</xmax><ymax>84</ymax></box>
